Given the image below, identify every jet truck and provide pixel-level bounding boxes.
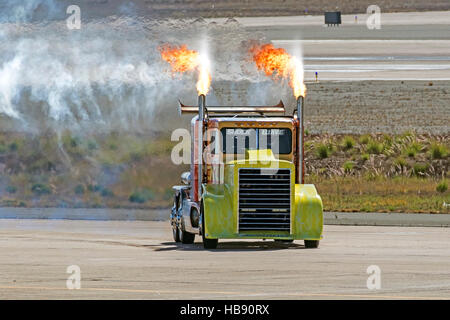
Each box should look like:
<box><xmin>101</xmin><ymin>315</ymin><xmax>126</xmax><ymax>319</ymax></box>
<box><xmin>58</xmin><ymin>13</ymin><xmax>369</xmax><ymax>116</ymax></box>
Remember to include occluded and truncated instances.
<box><xmin>170</xmin><ymin>94</ymin><xmax>323</xmax><ymax>249</ymax></box>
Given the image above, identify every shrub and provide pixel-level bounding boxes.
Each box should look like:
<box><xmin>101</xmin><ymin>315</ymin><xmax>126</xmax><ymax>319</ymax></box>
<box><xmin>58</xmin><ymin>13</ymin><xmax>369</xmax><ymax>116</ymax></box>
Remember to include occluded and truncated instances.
<box><xmin>436</xmin><ymin>180</ymin><xmax>448</xmax><ymax>193</ymax></box>
<box><xmin>341</xmin><ymin>136</ymin><xmax>355</xmax><ymax>151</ymax></box>
<box><xmin>6</xmin><ymin>185</ymin><xmax>17</xmax><ymax>194</ymax></box>
<box><xmin>366</xmin><ymin>140</ymin><xmax>383</xmax><ymax>154</ymax></box>
<box><xmin>109</xmin><ymin>143</ymin><xmax>118</xmax><ymax>151</ymax></box>
<box><xmin>74</xmin><ymin>184</ymin><xmax>85</xmax><ymax>195</ymax></box>
<box><xmin>361</xmin><ymin>153</ymin><xmax>369</xmax><ymax>162</ymax></box>
<box><xmin>430</xmin><ymin>143</ymin><xmax>448</xmax><ymax>159</ymax></box>
<box><xmin>87</xmin><ymin>184</ymin><xmax>101</xmax><ymax>192</ymax></box>
<box><xmin>412</xmin><ymin>163</ymin><xmax>429</xmax><ymax>176</ymax></box>
<box><xmin>315</xmin><ymin>143</ymin><xmax>330</xmax><ymax>159</ymax></box>
<box><xmin>404</xmin><ymin>146</ymin><xmax>417</xmax><ymax>158</ymax></box>
<box><xmin>87</xmin><ymin>140</ymin><xmax>98</xmax><ymax>151</ymax></box>
<box><xmin>100</xmin><ymin>188</ymin><xmax>114</xmax><ymax>197</ymax></box>
<box><xmin>62</xmin><ymin>133</ymin><xmax>81</xmax><ymax>149</ymax></box>
<box><xmin>128</xmin><ymin>151</ymin><xmax>143</xmax><ymax>162</ymax></box>
<box><xmin>394</xmin><ymin>157</ymin><xmax>408</xmax><ymax>168</ymax></box>
<box><xmin>129</xmin><ymin>188</ymin><xmax>155</xmax><ymax>203</ymax></box>
<box><xmin>0</xmin><ymin>144</ymin><xmax>7</xmax><ymax>154</ymax></box>
<box><xmin>8</xmin><ymin>142</ymin><xmax>18</xmax><ymax>152</ymax></box>
<box><xmin>69</xmin><ymin>137</ymin><xmax>80</xmax><ymax>148</ymax></box>
<box><xmin>410</xmin><ymin>141</ymin><xmax>423</xmax><ymax>152</ymax></box>
<box><xmin>343</xmin><ymin>161</ymin><xmax>354</xmax><ymax>173</ymax></box>
<box><xmin>382</xmin><ymin>134</ymin><xmax>393</xmax><ymax>147</ymax></box>
<box><xmin>31</xmin><ymin>183</ymin><xmax>51</xmax><ymax>196</ymax></box>
<box><xmin>359</xmin><ymin>135</ymin><xmax>370</xmax><ymax>145</ymax></box>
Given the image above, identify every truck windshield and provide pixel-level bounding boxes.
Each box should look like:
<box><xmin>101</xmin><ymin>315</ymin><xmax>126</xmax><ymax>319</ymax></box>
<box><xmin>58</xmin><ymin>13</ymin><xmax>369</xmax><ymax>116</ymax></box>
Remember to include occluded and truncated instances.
<box><xmin>220</xmin><ymin>128</ymin><xmax>292</xmax><ymax>154</ymax></box>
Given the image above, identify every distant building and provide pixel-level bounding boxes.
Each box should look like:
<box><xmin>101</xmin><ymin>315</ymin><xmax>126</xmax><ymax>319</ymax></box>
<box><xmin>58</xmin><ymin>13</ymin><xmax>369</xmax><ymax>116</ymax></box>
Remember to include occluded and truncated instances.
<box><xmin>325</xmin><ymin>12</ymin><xmax>342</xmax><ymax>27</ymax></box>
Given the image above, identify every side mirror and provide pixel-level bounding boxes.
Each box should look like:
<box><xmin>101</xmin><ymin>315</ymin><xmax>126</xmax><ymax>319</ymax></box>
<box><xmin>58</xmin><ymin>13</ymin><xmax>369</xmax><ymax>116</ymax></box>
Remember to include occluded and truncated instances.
<box><xmin>181</xmin><ymin>172</ymin><xmax>191</xmax><ymax>185</ymax></box>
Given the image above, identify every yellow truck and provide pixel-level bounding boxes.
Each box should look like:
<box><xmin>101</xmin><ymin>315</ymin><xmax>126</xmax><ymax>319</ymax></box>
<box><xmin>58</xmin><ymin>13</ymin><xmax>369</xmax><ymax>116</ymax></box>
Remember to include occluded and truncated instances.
<box><xmin>170</xmin><ymin>94</ymin><xmax>323</xmax><ymax>249</ymax></box>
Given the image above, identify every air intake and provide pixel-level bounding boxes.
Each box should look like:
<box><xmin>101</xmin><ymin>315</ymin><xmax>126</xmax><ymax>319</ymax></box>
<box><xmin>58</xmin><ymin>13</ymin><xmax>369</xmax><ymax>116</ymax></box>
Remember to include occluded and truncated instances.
<box><xmin>238</xmin><ymin>168</ymin><xmax>291</xmax><ymax>232</ymax></box>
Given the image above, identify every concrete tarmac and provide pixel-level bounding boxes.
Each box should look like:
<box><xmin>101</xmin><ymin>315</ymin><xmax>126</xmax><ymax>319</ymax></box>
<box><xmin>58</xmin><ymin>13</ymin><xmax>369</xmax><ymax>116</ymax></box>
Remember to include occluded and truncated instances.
<box><xmin>235</xmin><ymin>11</ymin><xmax>450</xmax><ymax>80</ymax></box>
<box><xmin>0</xmin><ymin>219</ymin><xmax>449</xmax><ymax>299</ymax></box>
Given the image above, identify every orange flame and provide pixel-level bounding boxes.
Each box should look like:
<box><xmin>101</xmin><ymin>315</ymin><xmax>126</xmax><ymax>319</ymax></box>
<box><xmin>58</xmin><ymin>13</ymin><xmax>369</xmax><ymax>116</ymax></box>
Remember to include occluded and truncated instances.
<box><xmin>250</xmin><ymin>43</ymin><xmax>306</xmax><ymax>98</ymax></box>
<box><xmin>159</xmin><ymin>44</ymin><xmax>211</xmax><ymax>95</ymax></box>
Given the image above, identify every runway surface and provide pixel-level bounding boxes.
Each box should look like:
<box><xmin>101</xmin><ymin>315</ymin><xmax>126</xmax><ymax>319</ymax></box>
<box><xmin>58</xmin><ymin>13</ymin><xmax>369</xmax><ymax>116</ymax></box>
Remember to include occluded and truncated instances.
<box><xmin>0</xmin><ymin>219</ymin><xmax>449</xmax><ymax>299</ymax></box>
<box><xmin>236</xmin><ymin>11</ymin><xmax>450</xmax><ymax>80</ymax></box>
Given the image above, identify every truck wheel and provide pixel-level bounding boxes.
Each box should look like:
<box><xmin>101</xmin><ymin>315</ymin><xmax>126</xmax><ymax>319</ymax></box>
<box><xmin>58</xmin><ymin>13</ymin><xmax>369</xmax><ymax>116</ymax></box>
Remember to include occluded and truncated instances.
<box><xmin>201</xmin><ymin>208</ymin><xmax>218</xmax><ymax>249</ymax></box>
<box><xmin>274</xmin><ymin>239</ymin><xmax>293</xmax><ymax>243</ymax></box>
<box><xmin>304</xmin><ymin>240</ymin><xmax>320</xmax><ymax>248</ymax></box>
<box><xmin>179</xmin><ymin>219</ymin><xmax>195</xmax><ymax>244</ymax></box>
<box><xmin>172</xmin><ymin>225</ymin><xmax>180</xmax><ymax>242</ymax></box>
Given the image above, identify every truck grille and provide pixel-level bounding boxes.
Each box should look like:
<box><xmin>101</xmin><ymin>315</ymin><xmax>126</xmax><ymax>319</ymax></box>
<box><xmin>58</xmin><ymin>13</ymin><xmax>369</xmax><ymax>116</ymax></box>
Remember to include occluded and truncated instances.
<box><xmin>238</xmin><ymin>168</ymin><xmax>291</xmax><ymax>232</ymax></box>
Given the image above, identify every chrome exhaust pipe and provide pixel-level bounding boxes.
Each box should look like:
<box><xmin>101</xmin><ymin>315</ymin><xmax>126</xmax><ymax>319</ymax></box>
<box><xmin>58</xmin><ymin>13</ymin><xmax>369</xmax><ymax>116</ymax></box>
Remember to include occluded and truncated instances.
<box><xmin>197</xmin><ymin>94</ymin><xmax>206</xmax><ymax>201</ymax></box>
<box><xmin>297</xmin><ymin>96</ymin><xmax>304</xmax><ymax>184</ymax></box>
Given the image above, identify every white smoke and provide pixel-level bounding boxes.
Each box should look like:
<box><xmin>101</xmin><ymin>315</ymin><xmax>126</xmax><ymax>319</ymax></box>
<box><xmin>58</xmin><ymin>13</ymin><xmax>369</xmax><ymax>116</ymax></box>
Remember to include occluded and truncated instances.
<box><xmin>0</xmin><ymin>56</ymin><xmax>21</xmax><ymax>118</ymax></box>
<box><xmin>0</xmin><ymin>0</ymin><xmax>61</xmax><ymax>23</ymax></box>
<box><xmin>0</xmin><ymin>12</ymin><xmax>292</xmax><ymax>134</ymax></box>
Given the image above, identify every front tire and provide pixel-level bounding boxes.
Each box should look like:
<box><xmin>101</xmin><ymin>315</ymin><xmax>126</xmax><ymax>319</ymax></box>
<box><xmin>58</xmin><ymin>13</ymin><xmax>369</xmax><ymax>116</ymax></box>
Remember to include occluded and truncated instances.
<box><xmin>179</xmin><ymin>219</ymin><xmax>195</xmax><ymax>244</ymax></box>
<box><xmin>201</xmin><ymin>206</ymin><xmax>218</xmax><ymax>249</ymax></box>
<box><xmin>304</xmin><ymin>240</ymin><xmax>320</xmax><ymax>248</ymax></box>
<box><xmin>274</xmin><ymin>239</ymin><xmax>294</xmax><ymax>243</ymax></box>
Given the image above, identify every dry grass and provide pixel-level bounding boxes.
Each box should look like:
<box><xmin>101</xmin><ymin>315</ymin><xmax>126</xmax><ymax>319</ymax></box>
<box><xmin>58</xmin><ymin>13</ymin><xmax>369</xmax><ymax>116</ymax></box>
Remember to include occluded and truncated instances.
<box><xmin>308</xmin><ymin>175</ymin><xmax>449</xmax><ymax>213</ymax></box>
<box><xmin>305</xmin><ymin>132</ymin><xmax>449</xmax><ymax>179</ymax></box>
<box><xmin>0</xmin><ymin>131</ymin><xmax>447</xmax><ymax>213</ymax></box>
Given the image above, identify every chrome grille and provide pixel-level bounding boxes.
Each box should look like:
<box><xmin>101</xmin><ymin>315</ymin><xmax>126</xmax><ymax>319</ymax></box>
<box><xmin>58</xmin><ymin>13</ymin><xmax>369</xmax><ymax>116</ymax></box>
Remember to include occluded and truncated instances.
<box><xmin>238</xmin><ymin>168</ymin><xmax>291</xmax><ymax>232</ymax></box>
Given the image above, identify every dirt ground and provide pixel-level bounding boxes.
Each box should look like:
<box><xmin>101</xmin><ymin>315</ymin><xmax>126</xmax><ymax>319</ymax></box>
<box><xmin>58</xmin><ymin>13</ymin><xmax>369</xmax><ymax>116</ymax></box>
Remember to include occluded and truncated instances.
<box><xmin>303</xmin><ymin>80</ymin><xmax>450</xmax><ymax>134</ymax></box>
<box><xmin>65</xmin><ymin>0</ymin><xmax>450</xmax><ymax>19</ymax></box>
<box><xmin>211</xmin><ymin>80</ymin><xmax>450</xmax><ymax>134</ymax></box>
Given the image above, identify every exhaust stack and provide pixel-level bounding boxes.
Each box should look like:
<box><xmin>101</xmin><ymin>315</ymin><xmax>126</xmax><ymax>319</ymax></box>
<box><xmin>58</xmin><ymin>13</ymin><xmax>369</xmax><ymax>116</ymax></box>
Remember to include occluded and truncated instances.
<box><xmin>197</xmin><ymin>94</ymin><xmax>206</xmax><ymax>201</ymax></box>
<box><xmin>297</xmin><ymin>96</ymin><xmax>304</xmax><ymax>184</ymax></box>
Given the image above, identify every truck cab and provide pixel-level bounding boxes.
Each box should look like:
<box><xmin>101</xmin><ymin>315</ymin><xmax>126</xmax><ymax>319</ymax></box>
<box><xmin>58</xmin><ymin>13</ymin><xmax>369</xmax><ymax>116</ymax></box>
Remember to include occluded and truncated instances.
<box><xmin>170</xmin><ymin>95</ymin><xmax>323</xmax><ymax>249</ymax></box>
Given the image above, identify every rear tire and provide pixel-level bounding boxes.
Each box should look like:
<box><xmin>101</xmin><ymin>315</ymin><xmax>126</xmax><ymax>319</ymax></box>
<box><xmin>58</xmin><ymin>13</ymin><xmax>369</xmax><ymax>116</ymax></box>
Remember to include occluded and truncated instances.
<box><xmin>201</xmin><ymin>206</ymin><xmax>218</xmax><ymax>249</ymax></box>
<box><xmin>179</xmin><ymin>220</ymin><xmax>195</xmax><ymax>244</ymax></box>
<box><xmin>304</xmin><ymin>240</ymin><xmax>320</xmax><ymax>248</ymax></box>
<box><xmin>171</xmin><ymin>194</ymin><xmax>181</xmax><ymax>243</ymax></box>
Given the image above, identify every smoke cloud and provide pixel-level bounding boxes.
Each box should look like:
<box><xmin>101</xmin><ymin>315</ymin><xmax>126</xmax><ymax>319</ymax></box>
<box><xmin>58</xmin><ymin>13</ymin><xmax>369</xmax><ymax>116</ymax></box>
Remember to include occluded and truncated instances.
<box><xmin>0</xmin><ymin>4</ymin><xmax>293</xmax><ymax>135</ymax></box>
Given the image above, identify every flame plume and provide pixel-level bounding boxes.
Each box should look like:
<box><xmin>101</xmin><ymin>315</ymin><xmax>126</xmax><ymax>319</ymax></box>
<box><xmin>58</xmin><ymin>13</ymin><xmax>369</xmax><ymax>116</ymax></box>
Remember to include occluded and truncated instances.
<box><xmin>159</xmin><ymin>44</ymin><xmax>211</xmax><ymax>95</ymax></box>
<box><xmin>250</xmin><ymin>43</ymin><xmax>306</xmax><ymax>98</ymax></box>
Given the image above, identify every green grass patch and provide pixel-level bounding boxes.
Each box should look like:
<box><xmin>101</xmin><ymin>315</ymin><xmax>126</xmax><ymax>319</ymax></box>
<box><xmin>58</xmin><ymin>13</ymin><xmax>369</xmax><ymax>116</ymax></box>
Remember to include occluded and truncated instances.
<box><xmin>430</xmin><ymin>143</ymin><xmax>448</xmax><ymax>159</ymax></box>
<box><xmin>436</xmin><ymin>180</ymin><xmax>448</xmax><ymax>193</ymax></box>
<box><xmin>366</xmin><ymin>140</ymin><xmax>383</xmax><ymax>154</ymax></box>
<box><xmin>412</xmin><ymin>163</ymin><xmax>429</xmax><ymax>176</ymax></box>
<box><xmin>342</xmin><ymin>161</ymin><xmax>354</xmax><ymax>173</ymax></box>
<box><xmin>315</xmin><ymin>143</ymin><xmax>331</xmax><ymax>159</ymax></box>
<box><xmin>341</xmin><ymin>136</ymin><xmax>355</xmax><ymax>151</ymax></box>
<box><xmin>359</xmin><ymin>135</ymin><xmax>370</xmax><ymax>145</ymax></box>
